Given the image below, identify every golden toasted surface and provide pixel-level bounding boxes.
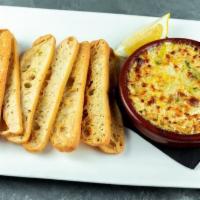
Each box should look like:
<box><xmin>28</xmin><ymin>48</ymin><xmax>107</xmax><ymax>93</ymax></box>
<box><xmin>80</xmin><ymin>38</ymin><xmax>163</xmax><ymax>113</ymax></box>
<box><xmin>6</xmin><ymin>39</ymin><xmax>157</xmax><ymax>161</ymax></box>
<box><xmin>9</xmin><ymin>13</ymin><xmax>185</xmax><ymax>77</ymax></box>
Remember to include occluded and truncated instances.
<box><xmin>81</xmin><ymin>39</ymin><xmax>111</xmax><ymax>146</ymax></box>
<box><xmin>99</xmin><ymin>49</ymin><xmax>125</xmax><ymax>154</ymax></box>
<box><xmin>51</xmin><ymin>41</ymin><xmax>90</xmax><ymax>152</ymax></box>
<box><xmin>7</xmin><ymin>34</ymin><xmax>56</xmax><ymax>143</ymax></box>
<box><xmin>128</xmin><ymin>41</ymin><xmax>200</xmax><ymax>135</ymax></box>
<box><xmin>0</xmin><ymin>30</ymin><xmax>12</xmax><ymax>121</ymax></box>
<box><xmin>24</xmin><ymin>37</ymin><xmax>79</xmax><ymax>152</ymax></box>
<box><xmin>1</xmin><ymin>35</ymin><xmax>23</xmax><ymax>136</ymax></box>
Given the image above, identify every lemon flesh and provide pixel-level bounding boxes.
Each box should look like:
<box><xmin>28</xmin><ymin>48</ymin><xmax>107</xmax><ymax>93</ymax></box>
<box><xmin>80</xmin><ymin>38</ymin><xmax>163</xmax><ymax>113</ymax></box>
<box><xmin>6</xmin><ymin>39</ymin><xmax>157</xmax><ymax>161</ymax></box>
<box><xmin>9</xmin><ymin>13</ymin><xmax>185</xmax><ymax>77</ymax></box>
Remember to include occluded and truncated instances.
<box><xmin>115</xmin><ymin>13</ymin><xmax>170</xmax><ymax>57</ymax></box>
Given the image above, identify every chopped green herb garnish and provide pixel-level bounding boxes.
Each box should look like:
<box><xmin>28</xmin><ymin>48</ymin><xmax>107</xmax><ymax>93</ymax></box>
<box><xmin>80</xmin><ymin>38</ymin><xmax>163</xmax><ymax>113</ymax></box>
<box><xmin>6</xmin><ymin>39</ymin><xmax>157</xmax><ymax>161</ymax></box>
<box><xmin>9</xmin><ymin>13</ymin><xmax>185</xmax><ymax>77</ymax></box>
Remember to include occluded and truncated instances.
<box><xmin>155</xmin><ymin>60</ymin><xmax>161</xmax><ymax>65</ymax></box>
<box><xmin>193</xmin><ymin>87</ymin><xmax>199</xmax><ymax>91</ymax></box>
<box><xmin>185</xmin><ymin>60</ymin><xmax>191</xmax><ymax>68</ymax></box>
<box><xmin>175</xmin><ymin>97</ymin><xmax>180</xmax><ymax>103</ymax></box>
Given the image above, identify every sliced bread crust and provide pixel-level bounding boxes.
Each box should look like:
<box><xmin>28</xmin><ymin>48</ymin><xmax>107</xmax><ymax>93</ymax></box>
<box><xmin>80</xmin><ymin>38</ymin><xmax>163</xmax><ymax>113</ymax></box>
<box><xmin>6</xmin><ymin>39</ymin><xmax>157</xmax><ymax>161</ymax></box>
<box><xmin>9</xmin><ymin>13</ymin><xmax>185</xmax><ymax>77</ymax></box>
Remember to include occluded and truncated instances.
<box><xmin>1</xmin><ymin>35</ymin><xmax>23</xmax><ymax>136</ymax></box>
<box><xmin>99</xmin><ymin>101</ymin><xmax>125</xmax><ymax>154</ymax></box>
<box><xmin>7</xmin><ymin>34</ymin><xmax>56</xmax><ymax>143</ymax></box>
<box><xmin>99</xmin><ymin>50</ymin><xmax>125</xmax><ymax>154</ymax></box>
<box><xmin>51</xmin><ymin>41</ymin><xmax>90</xmax><ymax>152</ymax></box>
<box><xmin>81</xmin><ymin>39</ymin><xmax>111</xmax><ymax>146</ymax></box>
<box><xmin>24</xmin><ymin>37</ymin><xmax>79</xmax><ymax>152</ymax></box>
<box><xmin>0</xmin><ymin>30</ymin><xmax>12</xmax><ymax>121</ymax></box>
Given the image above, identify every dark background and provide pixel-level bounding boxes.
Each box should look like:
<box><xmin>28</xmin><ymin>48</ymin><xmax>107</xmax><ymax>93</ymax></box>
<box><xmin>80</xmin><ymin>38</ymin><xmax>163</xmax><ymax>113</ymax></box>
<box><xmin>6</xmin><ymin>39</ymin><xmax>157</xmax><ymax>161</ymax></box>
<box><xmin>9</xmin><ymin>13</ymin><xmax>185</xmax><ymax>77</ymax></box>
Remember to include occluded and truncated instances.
<box><xmin>0</xmin><ymin>0</ymin><xmax>200</xmax><ymax>199</ymax></box>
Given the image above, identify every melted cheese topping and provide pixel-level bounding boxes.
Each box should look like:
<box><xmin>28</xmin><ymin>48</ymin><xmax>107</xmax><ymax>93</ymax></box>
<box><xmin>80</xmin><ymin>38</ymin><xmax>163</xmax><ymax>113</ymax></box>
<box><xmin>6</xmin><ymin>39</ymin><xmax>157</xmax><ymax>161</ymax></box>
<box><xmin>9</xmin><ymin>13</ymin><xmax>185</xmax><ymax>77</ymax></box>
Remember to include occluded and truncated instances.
<box><xmin>127</xmin><ymin>41</ymin><xmax>200</xmax><ymax>135</ymax></box>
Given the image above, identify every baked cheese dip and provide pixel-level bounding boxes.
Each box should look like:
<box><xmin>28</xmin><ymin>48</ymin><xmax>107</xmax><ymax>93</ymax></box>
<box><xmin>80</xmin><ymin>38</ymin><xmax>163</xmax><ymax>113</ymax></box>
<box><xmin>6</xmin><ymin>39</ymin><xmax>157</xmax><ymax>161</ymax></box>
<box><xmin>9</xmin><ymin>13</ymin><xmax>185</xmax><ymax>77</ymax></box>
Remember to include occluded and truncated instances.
<box><xmin>127</xmin><ymin>40</ymin><xmax>200</xmax><ymax>135</ymax></box>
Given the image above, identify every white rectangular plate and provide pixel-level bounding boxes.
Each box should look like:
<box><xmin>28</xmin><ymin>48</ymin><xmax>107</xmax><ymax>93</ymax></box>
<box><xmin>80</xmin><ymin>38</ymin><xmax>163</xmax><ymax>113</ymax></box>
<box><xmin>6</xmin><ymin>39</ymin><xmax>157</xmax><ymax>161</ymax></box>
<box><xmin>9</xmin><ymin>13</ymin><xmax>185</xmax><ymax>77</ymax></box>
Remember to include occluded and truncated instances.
<box><xmin>0</xmin><ymin>6</ymin><xmax>200</xmax><ymax>188</ymax></box>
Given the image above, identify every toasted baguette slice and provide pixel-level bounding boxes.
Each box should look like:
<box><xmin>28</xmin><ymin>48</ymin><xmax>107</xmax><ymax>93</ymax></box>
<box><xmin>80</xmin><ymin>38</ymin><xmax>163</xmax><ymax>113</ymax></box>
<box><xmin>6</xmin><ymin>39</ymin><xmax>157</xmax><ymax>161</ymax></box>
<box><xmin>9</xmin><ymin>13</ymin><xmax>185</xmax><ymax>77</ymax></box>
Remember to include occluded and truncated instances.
<box><xmin>51</xmin><ymin>41</ymin><xmax>90</xmax><ymax>152</ymax></box>
<box><xmin>0</xmin><ymin>35</ymin><xmax>23</xmax><ymax>136</ymax></box>
<box><xmin>99</xmin><ymin>101</ymin><xmax>125</xmax><ymax>154</ymax></box>
<box><xmin>99</xmin><ymin>49</ymin><xmax>125</xmax><ymax>154</ymax></box>
<box><xmin>81</xmin><ymin>39</ymin><xmax>111</xmax><ymax>146</ymax></box>
<box><xmin>0</xmin><ymin>30</ymin><xmax>12</xmax><ymax>121</ymax></box>
<box><xmin>7</xmin><ymin>34</ymin><xmax>56</xmax><ymax>143</ymax></box>
<box><xmin>24</xmin><ymin>37</ymin><xmax>79</xmax><ymax>152</ymax></box>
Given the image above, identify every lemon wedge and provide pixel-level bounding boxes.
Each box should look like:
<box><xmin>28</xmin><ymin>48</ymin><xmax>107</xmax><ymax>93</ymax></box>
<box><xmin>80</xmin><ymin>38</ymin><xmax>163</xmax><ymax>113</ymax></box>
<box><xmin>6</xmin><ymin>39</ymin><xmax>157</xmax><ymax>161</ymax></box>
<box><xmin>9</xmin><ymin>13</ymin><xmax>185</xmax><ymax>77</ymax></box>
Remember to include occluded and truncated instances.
<box><xmin>115</xmin><ymin>13</ymin><xmax>170</xmax><ymax>57</ymax></box>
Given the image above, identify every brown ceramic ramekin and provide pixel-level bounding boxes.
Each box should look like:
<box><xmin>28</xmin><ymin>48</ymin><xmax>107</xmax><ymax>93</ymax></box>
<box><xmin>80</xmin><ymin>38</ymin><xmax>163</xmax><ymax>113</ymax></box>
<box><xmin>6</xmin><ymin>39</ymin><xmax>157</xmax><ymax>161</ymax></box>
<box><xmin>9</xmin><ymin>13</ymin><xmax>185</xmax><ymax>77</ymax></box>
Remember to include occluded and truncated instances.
<box><xmin>119</xmin><ymin>38</ymin><xmax>200</xmax><ymax>147</ymax></box>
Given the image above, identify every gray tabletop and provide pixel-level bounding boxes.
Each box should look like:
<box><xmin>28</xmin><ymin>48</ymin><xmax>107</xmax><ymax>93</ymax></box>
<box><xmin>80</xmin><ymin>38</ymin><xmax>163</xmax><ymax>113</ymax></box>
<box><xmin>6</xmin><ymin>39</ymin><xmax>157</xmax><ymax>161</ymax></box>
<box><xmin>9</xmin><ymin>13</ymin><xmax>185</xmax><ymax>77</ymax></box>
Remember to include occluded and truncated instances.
<box><xmin>0</xmin><ymin>0</ymin><xmax>200</xmax><ymax>199</ymax></box>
